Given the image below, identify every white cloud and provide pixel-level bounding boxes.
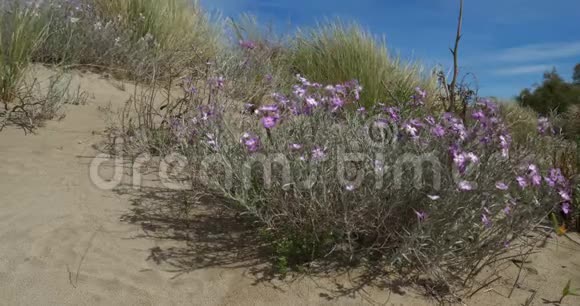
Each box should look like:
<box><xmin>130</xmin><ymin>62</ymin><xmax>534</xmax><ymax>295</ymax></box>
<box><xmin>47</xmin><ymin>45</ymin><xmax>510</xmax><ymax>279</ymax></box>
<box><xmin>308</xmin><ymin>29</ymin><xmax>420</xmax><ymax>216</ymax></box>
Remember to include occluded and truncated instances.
<box><xmin>493</xmin><ymin>64</ymin><xmax>552</xmax><ymax>76</ymax></box>
<box><xmin>496</xmin><ymin>41</ymin><xmax>580</xmax><ymax>63</ymax></box>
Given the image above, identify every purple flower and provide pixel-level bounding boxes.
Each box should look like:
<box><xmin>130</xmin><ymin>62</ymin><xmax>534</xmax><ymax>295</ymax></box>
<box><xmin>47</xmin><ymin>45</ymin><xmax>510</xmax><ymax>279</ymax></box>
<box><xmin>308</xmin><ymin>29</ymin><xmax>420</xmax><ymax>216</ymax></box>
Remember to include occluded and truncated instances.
<box><xmin>241</xmin><ymin>133</ymin><xmax>260</xmax><ymax>153</ymax></box>
<box><xmin>562</xmin><ymin>202</ymin><xmax>571</xmax><ymax>215</ymax></box>
<box><xmin>305</xmin><ymin>97</ymin><xmax>319</xmax><ymax>107</ymax></box>
<box><xmin>458</xmin><ymin>180</ymin><xmax>473</xmax><ymax>191</ymax></box>
<box><xmin>559</xmin><ymin>190</ymin><xmax>571</xmax><ymax>201</ymax></box>
<box><xmin>261</xmin><ymin>116</ymin><xmax>278</xmax><ymax>129</ymax></box>
<box><xmin>210</xmin><ymin>76</ymin><xmax>225</xmax><ymax>89</ymax></box>
<box><xmin>415</xmin><ymin>87</ymin><xmax>427</xmax><ymax>99</ymax></box>
<box><xmin>450</xmin><ymin>122</ymin><xmax>468</xmax><ymax>141</ymax></box>
<box><xmin>411</xmin><ymin>87</ymin><xmax>426</xmax><ymax>106</ymax></box>
<box><xmin>538</xmin><ymin>117</ymin><xmax>552</xmax><ymax>135</ymax></box>
<box><xmin>546</xmin><ymin>168</ymin><xmax>567</xmax><ymax>187</ymax></box>
<box><xmin>481</xmin><ymin>214</ymin><xmax>492</xmax><ymax>228</ymax></box>
<box><xmin>272</xmin><ymin>93</ymin><xmax>290</xmax><ymax>105</ymax></box>
<box><xmin>311</xmin><ymin>146</ymin><xmax>327</xmax><ymax>161</ymax></box>
<box><xmin>471</xmin><ymin>110</ymin><xmax>486</xmax><ymax>121</ymax></box>
<box><xmin>296</xmin><ymin>74</ymin><xmax>311</xmax><ymax>86</ymax></box>
<box><xmin>330</xmin><ymin>96</ymin><xmax>344</xmax><ymax>111</ymax></box>
<box><xmin>356</xmin><ymin>107</ymin><xmax>366</xmax><ymax>114</ymax></box>
<box><xmin>531</xmin><ymin>174</ymin><xmax>542</xmax><ymax>186</ymax></box>
<box><xmin>503</xmin><ymin>205</ymin><xmax>512</xmax><ymax>215</ymax></box>
<box><xmin>239</xmin><ymin>40</ymin><xmax>256</xmax><ymax>50</ymax></box>
<box><xmin>404</xmin><ymin>124</ymin><xmax>419</xmax><ymax>138</ymax></box>
<box><xmin>335</xmin><ymin>84</ymin><xmax>346</xmax><ymax>95</ymax></box>
<box><xmin>528</xmin><ymin>164</ymin><xmax>539</xmax><ymax>175</ymax></box>
<box><xmin>414</xmin><ymin>210</ymin><xmax>427</xmax><ymax>222</ymax></box>
<box><xmin>384</xmin><ymin>107</ymin><xmax>400</xmax><ymax>122</ymax></box>
<box><xmin>293</xmin><ymin>85</ymin><xmax>306</xmax><ymax>97</ymax></box>
<box><xmin>374</xmin><ymin>160</ymin><xmax>384</xmax><ymax>173</ymax></box>
<box><xmin>431</xmin><ymin>124</ymin><xmax>446</xmax><ymax>137</ymax></box>
<box><xmin>495</xmin><ymin>181</ymin><xmax>509</xmax><ymax>190</ymax></box>
<box><xmin>466</xmin><ymin>152</ymin><xmax>479</xmax><ymax>164</ymax></box>
<box><xmin>206</xmin><ymin>133</ymin><xmax>218</xmax><ymax>149</ymax></box>
<box><xmin>516</xmin><ymin>176</ymin><xmax>528</xmax><ymax>189</ymax></box>
<box><xmin>453</xmin><ymin>154</ymin><xmax>467</xmax><ymax>172</ymax></box>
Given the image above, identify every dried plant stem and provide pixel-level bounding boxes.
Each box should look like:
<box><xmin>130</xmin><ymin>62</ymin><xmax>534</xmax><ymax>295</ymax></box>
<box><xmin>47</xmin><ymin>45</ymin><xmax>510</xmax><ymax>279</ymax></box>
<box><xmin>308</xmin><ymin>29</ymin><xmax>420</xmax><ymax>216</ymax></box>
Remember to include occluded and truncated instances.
<box><xmin>448</xmin><ymin>0</ymin><xmax>463</xmax><ymax>113</ymax></box>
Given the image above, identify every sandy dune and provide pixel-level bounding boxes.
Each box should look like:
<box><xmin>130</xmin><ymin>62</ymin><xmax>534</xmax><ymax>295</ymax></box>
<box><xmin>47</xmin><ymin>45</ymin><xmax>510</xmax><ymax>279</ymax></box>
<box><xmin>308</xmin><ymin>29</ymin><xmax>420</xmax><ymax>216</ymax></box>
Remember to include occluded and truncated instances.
<box><xmin>1</xmin><ymin>66</ymin><xmax>580</xmax><ymax>305</ymax></box>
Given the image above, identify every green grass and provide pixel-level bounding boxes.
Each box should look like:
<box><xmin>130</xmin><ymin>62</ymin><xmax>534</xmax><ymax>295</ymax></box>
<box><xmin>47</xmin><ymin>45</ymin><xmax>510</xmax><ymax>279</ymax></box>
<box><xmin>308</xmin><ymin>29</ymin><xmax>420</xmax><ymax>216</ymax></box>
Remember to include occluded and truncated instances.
<box><xmin>0</xmin><ymin>2</ymin><xmax>49</xmax><ymax>102</ymax></box>
<box><xmin>289</xmin><ymin>20</ymin><xmax>435</xmax><ymax>108</ymax></box>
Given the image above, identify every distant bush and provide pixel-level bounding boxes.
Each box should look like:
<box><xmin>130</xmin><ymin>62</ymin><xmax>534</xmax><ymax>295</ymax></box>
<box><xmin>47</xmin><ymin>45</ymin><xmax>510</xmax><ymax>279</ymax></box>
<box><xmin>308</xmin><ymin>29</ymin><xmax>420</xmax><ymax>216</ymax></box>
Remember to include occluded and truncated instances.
<box><xmin>289</xmin><ymin>20</ymin><xmax>435</xmax><ymax>108</ymax></box>
<box><xmin>517</xmin><ymin>68</ymin><xmax>580</xmax><ymax>115</ymax></box>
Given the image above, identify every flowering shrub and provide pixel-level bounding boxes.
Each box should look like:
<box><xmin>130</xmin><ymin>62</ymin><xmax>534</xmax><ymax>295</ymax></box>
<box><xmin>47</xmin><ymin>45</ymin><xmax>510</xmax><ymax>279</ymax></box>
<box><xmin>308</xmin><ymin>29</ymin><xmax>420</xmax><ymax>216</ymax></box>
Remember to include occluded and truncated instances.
<box><xmin>120</xmin><ymin>71</ymin><xmax>574</xmax><ymax>288</ymax></box>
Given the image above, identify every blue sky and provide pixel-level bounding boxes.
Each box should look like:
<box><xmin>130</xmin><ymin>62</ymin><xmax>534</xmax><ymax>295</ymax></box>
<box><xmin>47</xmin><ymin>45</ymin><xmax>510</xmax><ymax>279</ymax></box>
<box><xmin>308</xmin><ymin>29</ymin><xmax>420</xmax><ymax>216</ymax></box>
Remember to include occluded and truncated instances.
<box><xmin>200</xmin><ymin>0</ymin><xmax>580</xmax><ymax>99</ymax></box>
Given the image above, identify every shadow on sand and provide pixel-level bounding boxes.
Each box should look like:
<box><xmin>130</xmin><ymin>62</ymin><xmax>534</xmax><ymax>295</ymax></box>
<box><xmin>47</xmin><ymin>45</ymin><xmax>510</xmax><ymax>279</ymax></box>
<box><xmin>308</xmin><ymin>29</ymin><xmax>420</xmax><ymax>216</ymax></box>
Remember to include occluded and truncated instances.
<box><xmin>116</xmin><ymin>185</ymin><xmax>442</xmax><ymax>303</ymax></box>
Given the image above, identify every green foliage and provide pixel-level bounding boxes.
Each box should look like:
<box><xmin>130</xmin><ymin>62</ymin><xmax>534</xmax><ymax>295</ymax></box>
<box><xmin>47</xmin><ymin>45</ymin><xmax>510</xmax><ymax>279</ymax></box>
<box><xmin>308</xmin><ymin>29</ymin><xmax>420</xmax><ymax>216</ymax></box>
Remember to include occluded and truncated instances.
<box><xmin>289</xmin><ymin>20</ymin><xmax>435</xmax><ymax>108</ymax></box>
<box><xmin>517</xmin><ymin>68</ymin><xmax>580</xmax><ymax>115</ymax></box>
<box><xmin>573</xmin><ymin>63</ymin><xmax>580</xmax><ymax>86</ymax></box>
<box><xmin>0</xmin><ymin>2</ymin><xmax>48</xmax><ymax>102</ymax></box>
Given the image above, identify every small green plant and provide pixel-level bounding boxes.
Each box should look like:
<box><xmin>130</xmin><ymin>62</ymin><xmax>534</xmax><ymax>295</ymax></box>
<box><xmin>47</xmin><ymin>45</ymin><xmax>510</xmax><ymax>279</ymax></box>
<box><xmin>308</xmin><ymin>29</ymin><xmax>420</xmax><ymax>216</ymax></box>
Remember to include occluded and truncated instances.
<box><xmin>559</xmin><ymin>280</ymin><xmax>580</xmax><ymax>304</ymax></box>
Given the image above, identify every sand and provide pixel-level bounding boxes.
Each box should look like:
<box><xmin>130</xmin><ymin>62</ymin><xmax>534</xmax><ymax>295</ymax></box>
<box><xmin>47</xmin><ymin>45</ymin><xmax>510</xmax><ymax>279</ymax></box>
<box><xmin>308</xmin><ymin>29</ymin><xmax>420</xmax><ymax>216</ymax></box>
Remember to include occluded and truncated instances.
<box><xmin>1</xmin><ymin>66</ymin><xmax>580</xmax><ymax>305</ymax></box>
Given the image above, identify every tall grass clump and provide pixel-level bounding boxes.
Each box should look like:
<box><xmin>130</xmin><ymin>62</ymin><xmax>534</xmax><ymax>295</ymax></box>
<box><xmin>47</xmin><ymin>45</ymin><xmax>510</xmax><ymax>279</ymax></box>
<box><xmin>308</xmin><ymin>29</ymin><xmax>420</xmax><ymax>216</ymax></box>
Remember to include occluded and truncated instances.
<box><xmin>33</xmin><ymin>0</ymin><xmax>219</xmax><ymax>80</ymax></box>
<box><xmin>290</xmin><ymin>20</ymin><xmax>435</xmax><ymax>108</ymax></box>
<box><xmin>0</xmin><ymin>1</ymin><xmax>48</xmax><ymax>102</ymax></box>
<box><xmin>92</xmin><ymin>0</ymin><xmax>219</xmax><ymax>58</ymax></box>
<box><xmin>117</xmin><ymin>71</ymin><xmax>573</xmax><ymax>294</ymax></box>
<box><xmin>497</xmin><ymin>101</ymin><xmax>539</xmax><ymax>145</ymax></box>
